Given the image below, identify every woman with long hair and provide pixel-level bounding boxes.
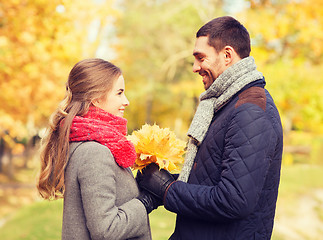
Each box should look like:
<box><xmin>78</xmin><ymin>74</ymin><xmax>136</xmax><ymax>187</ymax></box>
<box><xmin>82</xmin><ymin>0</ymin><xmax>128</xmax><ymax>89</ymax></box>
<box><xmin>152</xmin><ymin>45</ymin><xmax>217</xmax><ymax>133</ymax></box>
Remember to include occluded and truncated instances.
<box><xmin>37</xmin><ymin>58</ymin><xmax>159</xmax><ymax>240</ymax></box>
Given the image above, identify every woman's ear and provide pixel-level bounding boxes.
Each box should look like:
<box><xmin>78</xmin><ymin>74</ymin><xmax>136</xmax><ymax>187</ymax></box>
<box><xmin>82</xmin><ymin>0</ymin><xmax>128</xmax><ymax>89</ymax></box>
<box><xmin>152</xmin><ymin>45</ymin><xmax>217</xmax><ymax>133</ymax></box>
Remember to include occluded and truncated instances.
<box><xmin>91</xmin><ymin>99</ymin><xmax>100</xmax><ymax>108</ymax></box>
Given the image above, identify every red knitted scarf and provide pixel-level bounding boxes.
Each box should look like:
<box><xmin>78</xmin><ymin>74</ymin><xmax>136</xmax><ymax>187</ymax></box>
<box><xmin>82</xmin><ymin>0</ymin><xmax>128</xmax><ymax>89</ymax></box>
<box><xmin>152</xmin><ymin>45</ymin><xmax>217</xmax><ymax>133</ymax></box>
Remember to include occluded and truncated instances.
<box><xmin>69</xmin><ymin>107</ymin><xmax>136</xmax><ymax>168</ymax></box>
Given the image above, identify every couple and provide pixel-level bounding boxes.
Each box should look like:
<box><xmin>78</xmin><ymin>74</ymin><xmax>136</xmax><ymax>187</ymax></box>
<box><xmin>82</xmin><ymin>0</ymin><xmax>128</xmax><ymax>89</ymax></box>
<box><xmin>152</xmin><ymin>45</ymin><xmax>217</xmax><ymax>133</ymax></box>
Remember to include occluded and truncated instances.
<box><xmin>37</xmin><ymin>16</ymin><xmax>283</xmax><ymax>240</ymax></box>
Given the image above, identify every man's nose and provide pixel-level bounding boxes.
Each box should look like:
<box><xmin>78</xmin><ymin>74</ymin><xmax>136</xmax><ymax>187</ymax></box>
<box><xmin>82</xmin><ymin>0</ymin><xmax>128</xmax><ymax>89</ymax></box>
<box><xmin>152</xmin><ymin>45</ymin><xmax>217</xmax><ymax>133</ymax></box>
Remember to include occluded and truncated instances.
<box><xmin>192</xmin><ymin>61</ymin><xmax>201</xmax><ymax>73</ymax></box>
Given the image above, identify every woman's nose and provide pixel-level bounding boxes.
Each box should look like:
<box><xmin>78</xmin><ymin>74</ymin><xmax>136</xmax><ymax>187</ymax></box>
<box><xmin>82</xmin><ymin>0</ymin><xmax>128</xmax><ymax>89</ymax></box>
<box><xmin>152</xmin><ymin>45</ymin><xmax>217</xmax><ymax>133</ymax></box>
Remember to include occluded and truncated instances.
<box><xmin>123</xmin><ymin>95</ymin><xmax>129</xmax><ymax>106</ymax></box>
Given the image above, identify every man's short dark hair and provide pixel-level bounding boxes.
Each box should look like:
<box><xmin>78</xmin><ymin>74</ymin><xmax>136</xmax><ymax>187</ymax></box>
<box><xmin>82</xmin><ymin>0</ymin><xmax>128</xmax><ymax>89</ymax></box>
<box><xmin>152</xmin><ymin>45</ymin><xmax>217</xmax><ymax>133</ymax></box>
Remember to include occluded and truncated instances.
<box><xmin>196</xmin><ymin>16</ymin><xmax>251</xmax><ymax>58</ymax></box>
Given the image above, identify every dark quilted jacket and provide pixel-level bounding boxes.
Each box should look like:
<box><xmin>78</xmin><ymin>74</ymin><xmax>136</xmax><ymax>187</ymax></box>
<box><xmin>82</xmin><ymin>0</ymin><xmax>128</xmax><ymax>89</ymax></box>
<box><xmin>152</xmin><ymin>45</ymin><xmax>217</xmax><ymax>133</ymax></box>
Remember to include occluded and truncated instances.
<box><xmin>165</xmin><ymin>80</ymin><xmax>283</xmax><ymax>240</ymax></box>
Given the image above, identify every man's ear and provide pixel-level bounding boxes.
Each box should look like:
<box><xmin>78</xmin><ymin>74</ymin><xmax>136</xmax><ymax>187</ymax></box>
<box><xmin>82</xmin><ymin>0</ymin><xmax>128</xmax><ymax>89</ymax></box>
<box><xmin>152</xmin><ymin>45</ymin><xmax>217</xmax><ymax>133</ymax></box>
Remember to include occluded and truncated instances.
<box><xmin>223</xmin><ymin>46</ymin><xmax>239</xmax><ymax>66</ymax></box>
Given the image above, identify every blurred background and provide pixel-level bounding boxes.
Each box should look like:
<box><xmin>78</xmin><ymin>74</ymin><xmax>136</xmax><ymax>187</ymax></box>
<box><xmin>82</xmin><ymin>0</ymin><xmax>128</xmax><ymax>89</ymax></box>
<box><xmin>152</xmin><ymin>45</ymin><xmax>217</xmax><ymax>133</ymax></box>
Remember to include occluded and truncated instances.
<box><xmin>0</xmin><ymin>0</ymin><xmax>322</xmax><ymax>239</ymax></box>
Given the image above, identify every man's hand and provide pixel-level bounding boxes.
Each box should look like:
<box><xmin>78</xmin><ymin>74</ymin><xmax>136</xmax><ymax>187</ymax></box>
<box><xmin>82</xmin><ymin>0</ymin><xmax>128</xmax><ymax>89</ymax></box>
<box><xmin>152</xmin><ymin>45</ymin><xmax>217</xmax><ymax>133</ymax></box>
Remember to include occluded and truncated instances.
<box><xmin>136</xmin><ymin>163</ymin><xmax>175</xmax><ymax>200</ymax></box>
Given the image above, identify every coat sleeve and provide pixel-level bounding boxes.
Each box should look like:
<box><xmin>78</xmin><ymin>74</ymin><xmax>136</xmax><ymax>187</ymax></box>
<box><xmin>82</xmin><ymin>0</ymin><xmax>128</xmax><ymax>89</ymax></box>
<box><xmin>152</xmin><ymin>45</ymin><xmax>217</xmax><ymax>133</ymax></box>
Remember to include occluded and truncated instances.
<box><xmin>76</xmin><ymin>144</ymin><xmax>149</xmax><ymax>240</ymax></box>
<box><xmin>165</xmin><ymin>104</ymin><xmax>277</xmax><ymax>222</ymax></box>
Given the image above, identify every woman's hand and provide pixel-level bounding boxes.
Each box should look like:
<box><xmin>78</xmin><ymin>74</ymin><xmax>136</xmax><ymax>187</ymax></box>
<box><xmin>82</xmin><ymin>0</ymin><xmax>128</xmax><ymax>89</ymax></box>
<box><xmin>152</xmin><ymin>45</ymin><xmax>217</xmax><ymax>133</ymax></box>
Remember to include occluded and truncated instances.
<box><xmin>137</xmin><ymin>189</ymin><xmax>162</xmax><ymax>214</ymax></box>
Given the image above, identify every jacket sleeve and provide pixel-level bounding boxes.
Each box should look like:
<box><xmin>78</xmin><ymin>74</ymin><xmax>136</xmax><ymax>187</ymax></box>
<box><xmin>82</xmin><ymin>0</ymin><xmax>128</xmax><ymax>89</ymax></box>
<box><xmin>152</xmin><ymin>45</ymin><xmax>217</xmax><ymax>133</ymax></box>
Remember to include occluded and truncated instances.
<box><xmin>76</xmin><ymin>144</ymin><xmax>149</xmax><ymax>240</ymax></box>
<box><xmin>165</xmin><ymin>104</ymin><xmax>277</xmax><ymax>222</ymax></box>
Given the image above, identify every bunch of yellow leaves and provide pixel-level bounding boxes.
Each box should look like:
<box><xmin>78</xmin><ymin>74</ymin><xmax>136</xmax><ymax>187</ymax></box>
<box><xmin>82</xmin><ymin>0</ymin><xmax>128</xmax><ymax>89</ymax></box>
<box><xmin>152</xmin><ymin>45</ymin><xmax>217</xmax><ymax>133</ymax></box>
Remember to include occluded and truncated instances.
<box><xmin>127</xmin><ymin>124</ymin><xmax>186</xmax><ymax>172</ymax></box>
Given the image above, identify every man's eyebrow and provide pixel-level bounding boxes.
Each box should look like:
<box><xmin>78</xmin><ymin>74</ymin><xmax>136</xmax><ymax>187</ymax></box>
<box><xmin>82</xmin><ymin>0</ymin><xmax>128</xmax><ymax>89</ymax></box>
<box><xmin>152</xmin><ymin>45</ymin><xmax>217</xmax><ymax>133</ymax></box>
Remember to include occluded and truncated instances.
<box><xmin>193</xmin><ymin>51</ymin><xmax>203</xmax><ymax>57</ymax></box>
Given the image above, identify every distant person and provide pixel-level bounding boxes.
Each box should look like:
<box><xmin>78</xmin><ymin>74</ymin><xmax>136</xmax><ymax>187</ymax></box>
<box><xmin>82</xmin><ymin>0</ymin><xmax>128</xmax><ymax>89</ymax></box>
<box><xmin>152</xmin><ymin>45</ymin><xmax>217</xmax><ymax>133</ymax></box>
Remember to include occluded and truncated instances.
<box><xmin>37</xmin><ymin>58</ymin><xmax>159</xmax><ymax>240</ymax></box>
<box><xmin>136</xmin><ymin>16</ymin><xmax>283</xmax><ymax>240</ymax></box>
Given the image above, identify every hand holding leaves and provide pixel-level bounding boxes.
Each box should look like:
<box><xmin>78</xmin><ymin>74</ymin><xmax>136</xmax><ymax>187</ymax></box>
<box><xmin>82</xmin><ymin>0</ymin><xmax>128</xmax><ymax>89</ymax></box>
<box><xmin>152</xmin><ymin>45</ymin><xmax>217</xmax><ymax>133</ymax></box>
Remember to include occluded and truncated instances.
<box><xmin>136</xmin><ymin>163</ymin><xmax>175</xmax><ymax>200</ymax></box>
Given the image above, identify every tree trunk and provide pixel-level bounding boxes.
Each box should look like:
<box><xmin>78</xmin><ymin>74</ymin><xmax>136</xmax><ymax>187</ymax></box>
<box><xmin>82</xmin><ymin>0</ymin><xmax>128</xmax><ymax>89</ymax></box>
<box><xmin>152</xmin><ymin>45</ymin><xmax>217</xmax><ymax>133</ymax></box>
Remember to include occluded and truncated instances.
<box><xmin>7</xmin><ymin>149</ymin><xmax>14</xmax><ymax>180</ymax></box>
<box><xmin>23</xmin><ymin>140</ymin><xmax>32</xmax><ymax>169</ymax></box>
<box><xmin>0</xmin><ymin>138</ymin><xmax>4</xmax><ymax>173</ymax></box>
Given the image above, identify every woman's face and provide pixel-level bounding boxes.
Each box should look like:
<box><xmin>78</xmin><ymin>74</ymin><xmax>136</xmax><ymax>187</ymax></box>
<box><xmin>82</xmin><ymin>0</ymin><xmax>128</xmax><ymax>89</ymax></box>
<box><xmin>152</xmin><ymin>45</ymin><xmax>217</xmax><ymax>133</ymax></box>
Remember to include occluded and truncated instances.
<box><xmin>94</xmin><ymin>75</ymin><xmax>129</xmax><ymax>117</ymax></box>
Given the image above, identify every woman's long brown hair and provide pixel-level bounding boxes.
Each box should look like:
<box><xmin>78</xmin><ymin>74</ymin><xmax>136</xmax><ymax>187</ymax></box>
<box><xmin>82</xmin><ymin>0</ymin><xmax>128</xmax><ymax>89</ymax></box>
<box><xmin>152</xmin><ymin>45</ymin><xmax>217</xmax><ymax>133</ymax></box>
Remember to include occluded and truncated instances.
<box><xmin>37</xmin><ymin>58</ymin><xmax>121</xmax><ymax>200</ymax></box>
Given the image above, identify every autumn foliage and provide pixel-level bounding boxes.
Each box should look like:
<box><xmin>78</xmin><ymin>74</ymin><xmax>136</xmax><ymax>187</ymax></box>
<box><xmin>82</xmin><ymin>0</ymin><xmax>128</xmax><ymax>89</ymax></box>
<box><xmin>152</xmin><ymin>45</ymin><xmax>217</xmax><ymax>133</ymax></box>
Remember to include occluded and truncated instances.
<box><xmin>0</xmin><ymin>0</ymin><xmax>322</xmax><ymax>170</ymax></box>
<box><xmin>0</xmin><ymin>0</ymin><xmax>119</xmax><ymax>155</ymax></box>
<box><xmin>128</xmin><ymin>124</ymin><xmax>186</xmax><ymax>172</ymax></box>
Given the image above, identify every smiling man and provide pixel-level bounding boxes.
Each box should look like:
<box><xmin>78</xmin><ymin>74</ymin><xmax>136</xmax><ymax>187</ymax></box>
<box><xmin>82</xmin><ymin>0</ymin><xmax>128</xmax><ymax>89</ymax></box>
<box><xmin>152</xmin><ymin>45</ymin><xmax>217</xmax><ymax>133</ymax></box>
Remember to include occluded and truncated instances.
<box><xmin>137</xmin><ymin>16</ymin><xmax>283</xmax><ymax>240</ymax></box>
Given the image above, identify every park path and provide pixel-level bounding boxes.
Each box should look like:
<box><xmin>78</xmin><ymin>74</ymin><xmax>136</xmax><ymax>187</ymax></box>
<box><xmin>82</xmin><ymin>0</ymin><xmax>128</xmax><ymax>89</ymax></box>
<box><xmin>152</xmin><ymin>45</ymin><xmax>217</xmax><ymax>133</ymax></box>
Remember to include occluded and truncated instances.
<box><xmin>0</xmin><ymin>183</ymin><xmax>35</xmax><ymax>189</ymax></box>
<box><xmin>274</xmin><ymin>189</ymin><xmax>323</xmax><ymax>240</ymax></box>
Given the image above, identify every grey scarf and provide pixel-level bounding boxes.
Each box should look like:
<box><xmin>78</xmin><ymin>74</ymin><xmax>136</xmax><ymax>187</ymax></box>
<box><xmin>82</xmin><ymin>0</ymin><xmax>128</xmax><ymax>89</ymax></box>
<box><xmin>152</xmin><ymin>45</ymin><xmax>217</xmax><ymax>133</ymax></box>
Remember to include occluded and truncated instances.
<box><xmin>178</xmin><ymin>56</ymin><xmax>263</xmax><ymax>182</ymax></box>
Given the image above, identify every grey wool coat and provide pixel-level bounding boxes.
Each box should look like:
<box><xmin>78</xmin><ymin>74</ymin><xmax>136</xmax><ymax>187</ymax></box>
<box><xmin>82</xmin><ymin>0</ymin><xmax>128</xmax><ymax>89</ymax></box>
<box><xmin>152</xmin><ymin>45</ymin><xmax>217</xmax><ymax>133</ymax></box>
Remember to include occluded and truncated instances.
<box><xmin>62</xmin><ymin>141</ymin><xmax>152</xmax><ymax>240</ymax></box>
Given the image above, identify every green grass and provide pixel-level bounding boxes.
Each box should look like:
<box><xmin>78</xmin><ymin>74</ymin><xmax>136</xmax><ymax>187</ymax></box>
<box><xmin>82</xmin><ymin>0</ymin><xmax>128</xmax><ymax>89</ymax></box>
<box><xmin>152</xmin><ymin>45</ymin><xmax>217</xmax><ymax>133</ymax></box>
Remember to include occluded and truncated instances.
<box><xmin>0</xmin><ymin>200</ymin><xmax>176</xmax><ymax>240</ymax></box>
<box><xmin>150</xmin><ymin>207</ymin><xmax>176</xmax><ymax>240</ymax></box>
<box><xmin>0</xmin><ymin>199</ymin><xmax>63</xmax><ymax>240</ymax></box>
<box><xmin>279</xmin><ymin>164</ymin><xmax>323</xmax><ymax>193</ymax></box>
<box><xmin>0</xmin><ymin>164</ymin><xmax>322</xmax><ymax>240</ymax></box>
<box><xmin>275</xmin><ymin>164</ymin><xmax>323</xmax><ymax>212</ymax></box>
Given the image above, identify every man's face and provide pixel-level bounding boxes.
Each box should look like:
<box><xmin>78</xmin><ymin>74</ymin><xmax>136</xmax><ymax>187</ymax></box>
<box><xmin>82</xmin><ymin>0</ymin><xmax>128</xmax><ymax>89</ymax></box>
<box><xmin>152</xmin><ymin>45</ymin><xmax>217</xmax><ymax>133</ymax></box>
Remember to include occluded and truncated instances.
<box><xmin>192</xmin><ymin>36</ymin><xmax>226</xmax><ymax>90</ymax></box>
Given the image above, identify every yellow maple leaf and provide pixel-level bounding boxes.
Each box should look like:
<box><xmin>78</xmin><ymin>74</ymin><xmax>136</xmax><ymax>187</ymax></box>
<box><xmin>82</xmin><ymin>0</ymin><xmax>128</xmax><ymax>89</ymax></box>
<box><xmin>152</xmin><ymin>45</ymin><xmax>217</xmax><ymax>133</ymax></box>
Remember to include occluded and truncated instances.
<box><xmin>127</xmin><ymin>124</ymin><xmax>186</xmax><ymax>172</ymax></box>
